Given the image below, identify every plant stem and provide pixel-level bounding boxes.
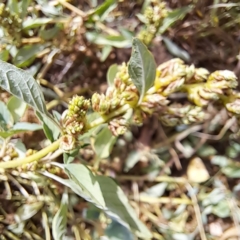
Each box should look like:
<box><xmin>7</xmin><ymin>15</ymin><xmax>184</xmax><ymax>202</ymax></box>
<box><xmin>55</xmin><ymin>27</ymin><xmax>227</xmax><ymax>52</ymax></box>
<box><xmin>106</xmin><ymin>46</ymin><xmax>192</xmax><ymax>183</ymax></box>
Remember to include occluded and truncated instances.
<box><xmin>0</xmin><ymin>139</ymin><xmax>61</xmax><ymax>169</ymax></box>
<box><xmin>0</xmin><ymin>105</ymin><xmax>132</xmax><ymax>169</ymax></box>
<box><xmin>87</xmin><ymin>104</ymin><xmax>132</xmax><ymax>129</ymax></box>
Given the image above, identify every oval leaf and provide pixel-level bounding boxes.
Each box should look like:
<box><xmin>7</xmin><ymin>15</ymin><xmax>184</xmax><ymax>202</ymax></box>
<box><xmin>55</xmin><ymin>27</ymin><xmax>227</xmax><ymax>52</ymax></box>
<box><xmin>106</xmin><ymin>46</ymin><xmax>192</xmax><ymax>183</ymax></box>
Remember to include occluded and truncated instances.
<box><xmin>86</xmin><ymin>32</ymin><xmax>131</xmax><ymax>48</ymax></box>
<box><xmin>0</xmin><ymin>60</ymin><xmax>48</xmax><ymax>115</ymax></box>
<box><xmin>128</xmin><ymin>38</ymin><xmax>156</xmax><ymax>103</ymax></box>
<box><xmin>96</xmin><ymin>175</ymin><xmax>152</xmax><ymax>239</ymax></box>
<box><xmin>36</xmin><ymin>111</ymin><xmax>61</xmax><ymax>142</ymax></box>
<box><xmin>64</xmin><ymin>164</ymin><xmax>106</xmax><ymax>208</ymax></box>
<box><xmin>0</xmin><ymin>100</ymin><xmax>14</xmax><ymax>128</ymax></box>
<box><xmin>0</xmin><ymin>122</ymin><xmax>42</xmax><ymax>139</ymax></box>
<box><xmin>105</xmin><ymin>221</ymin><xmax>134</xmax><ymax>240</ymax></box>
<box><xmin>7</xmin><ymin>96</ymin><xmax>27</xmax><ymax>123</ymax></box>
<box><xmin>23</xmin><ymin>18</ymin><xmax>53</xmax><ymax>30</ymax></box>
<box><xmin>162</xmin><ymin>37</ymin><xmax>190</xmax><ymax>62</ymax></box>
<box><xmin>159</xmin><ymin>6</ymin><xmax>193</xmax><ymax>34</ymax></box>
<box><xmin>100</xmin><ymin>45</ymin><xmax>112</xmax><ymax>62</ymax></box>
<box><xmin>107</xmin><ymin>64</ymin><xmax>118</xmax><ymax>86</ymax></box>
<box><xmin>12</xmin><ymin>122</ymin><xmax>42</xmax><ymax>131</ymax></box>
<box><xmin>93</xmin><ymin>126</ymin><xmax>117</xmax><ymax>159</ymax></box>
<box><xmin>13</xmin><ymin>44</ymin><xmax>46</xmax><ymax>68</ymax></box>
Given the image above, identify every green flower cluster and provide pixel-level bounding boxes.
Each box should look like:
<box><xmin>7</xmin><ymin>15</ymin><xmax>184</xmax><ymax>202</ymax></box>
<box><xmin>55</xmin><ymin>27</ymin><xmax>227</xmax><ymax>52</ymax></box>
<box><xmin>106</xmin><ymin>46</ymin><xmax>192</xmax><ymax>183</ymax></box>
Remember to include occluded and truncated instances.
<box><xmin>60</xmin><ymin>58</ymin><xmax>240</xmax><ymax>151</ymax></box>
<box><xmin>0</xmin><ymin>3</ymin><xmax>22</xmax><ymax>45</ymax></box>
<box><xmin>92</xmin><ymin>63</ymin><xmax>139</xmax><ymax>114</ymax></box>
<box><xmin>138</xmin><ymin>0</ymin><xmax>168</xmax><ymax>45</ymax></box>
<box><xmin>60</xmin><ymin>96</ymin><xmax>90</xmax><ymax>151</ymax></box>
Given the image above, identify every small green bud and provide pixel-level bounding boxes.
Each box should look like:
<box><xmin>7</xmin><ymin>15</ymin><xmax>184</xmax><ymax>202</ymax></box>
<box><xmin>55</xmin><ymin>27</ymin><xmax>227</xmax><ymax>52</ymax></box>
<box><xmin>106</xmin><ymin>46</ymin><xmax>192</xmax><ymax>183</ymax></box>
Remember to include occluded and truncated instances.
<box><xmin>110</xmin><ymin>97</ymin><xmax>121</xmax><ymax>110</ymax></box>
<box><xmin>92</xmin><ymin>93</ymin><xmax>101</xmax><ymax>112</ymax></box>
<box><xmin>99</xmin><ymin>99</ymin><xmax>110</xmax><ymax>115</ymax></box>
<box><xmin>68</xmin><ymin>95</ymin><xmax>90</xmax><ymax>118</ymax></box>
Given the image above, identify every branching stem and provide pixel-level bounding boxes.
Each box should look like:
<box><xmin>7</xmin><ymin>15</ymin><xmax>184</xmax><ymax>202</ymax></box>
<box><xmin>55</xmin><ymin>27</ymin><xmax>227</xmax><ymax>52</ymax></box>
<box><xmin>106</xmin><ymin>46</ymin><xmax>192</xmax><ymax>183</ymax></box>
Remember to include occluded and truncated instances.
<box><xmin>0</xmin><ymin>104</ymin><xmax>132</xmax><ymax>169</ymax></box>
<box><xmin>0</xmin><ymin>139</ymin><xmax>61</xmax><ymax>169</ymax></box>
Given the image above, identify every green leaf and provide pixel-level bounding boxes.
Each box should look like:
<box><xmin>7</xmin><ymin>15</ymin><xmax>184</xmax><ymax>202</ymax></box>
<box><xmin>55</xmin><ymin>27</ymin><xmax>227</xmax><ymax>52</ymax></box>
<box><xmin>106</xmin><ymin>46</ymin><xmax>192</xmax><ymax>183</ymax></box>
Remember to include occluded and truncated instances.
<box><xmin>84</xmin><ymin>204</ymin><xmax>100</xmax><ymax>220</ymax></box>
<box><xmin>212</xmin><ymin>200</ymin><xmax>230</xmax><ymax>218</ymax></box>
<box><xmin>197</xmin><ymin>144</ymin><xmax>217</xmax><ymax>158</ymax></box>
<box><xmin>86</xmin><ymin>32</ymin><xmax>131</xmax><ymax>48</ymax></box>
<box><xmin>0</xmin><ymin>131</ymin><xmax>16</xmax><ymax>139</ymax></box>
<box><xmin>13</xmin><ymin>140</ymin><xmax>27</xmax><ymax>158</ymax></box>
<box><xmin>13</xmin><ymin>44</ymin><xmax>46</xmax><ymax>68</ymax></box>
<box><xmin>202</xmin><ymin>189</ymin><xmax>225</xmax><ymax>206</ymax></box>
<box><xmin>128</xmin><ymin>38</ymin><xmax>156</xmax><ymax>103</ymax></box>
<box><xmin>12</xmin><ymin>122</ymin><xmax>42</xmax><ymax>131</ymax></box>
<box><xmin>64</xmin><ymin>164</ymin><xmax>106</xmax><ymax>208</ymax></box>
<box><xmin>20</xmin><ymin>0</ymin><xmax>32</xmax><ymax>18</ymax></box>
<box><xmin>226</xmin><ymin>142</ymin><xmax>240</xmax><ymax>158</ymax></box>
<box><xmin>63</xmin><ymin>148</ymin><xmax>80</xmax><ymax>164</ymax></box>
<box><xmin>89</xmin><ymin>0</ymin><xmax>117</xmax><ymax>21</ymax></box>
<box><xmin>94</xmin><ymin>126</ymin><xmax>117</xmax><ymax>158</ymax></box>
<box><xmin>39</xmin><ymin>25</ymin><xmax>61</xmax><ymax>40</ymax></box>
<box><xmin>41</xmin><ymin>4</ymin><xmax>62</xmax><ymax>17</ymax></box>
<box><xmin>159</xmin><ymin>6</ymin><xmax>193</xmax><ymax>34</ymax></box>
<box><xmin>22</xmin><ymin>18</ymin><xmax>53</xmax><ymax>30</ymax></box>
<box><xmin>136</xmin><ymin>13</ymin><xmax>147</xmax><ymax>24</ymax></box>
<box><xmin>162</xmin><ymin>37</ymin><xmax>190</xmax><ymax>62</ymax></box>
<box><xmin>107</xmin><ymin>64</ymin><xmax>118</xmax><ymax>86</ymax></box>
<box><xmin>100</xmin><ymin>45</ymin><xmax>112</xmax><ymax>62</ymax></box>
<box><xmin>0</xmin><ymin>60</ymin><xmax>48</xmax><ymax>115</ymax></box>
<box><xmin>119</xmin><ymin>28</ymin><xmax>134</xmax><ymax>41</ymax></box>
<box><xmin>105</xmin><ymin>220</ymin><xmax>134</xmax><ymax>240</ymax></box>
<box><xmin>222</xmin><ymin>164</ymin><xmax>240</xmax><ymax>178</ymax></box>
<box><xmin>7</xmin><ymin>0</ymin><xmax>19</xmax><ymax>14</ymax></box>
<box><xmin>0</xmin><ymin>122</ymin><xmax>42</xmax><ymax>139</ymax></box>
<box><xmin>96</xmin><ymin>175</ymin><xmax>152</xmax><ymax>239</ymax></box>
<box><xmin>15</xmin><ymin>202</ymin><xmax>43</xmax><ymax>222</ymax></box>
<box><xmin>211</xmin><ymin>155</ymin><xmax>229</xmax><ymax>167</ymax></box>
<box><xmin>52</xmin><ymin>191</ymin><xmax>68</xmax><ymax>240</ymax></box>
<box><xmin>52</xmin><ymin>110</ymin><xmax>62</xmax><ymax>122</ymax></box>
<box><xmin>0</xmin><ymin>50</ymin><xmax>10</xmax><ymax>62</ymax></box>
<box><xmin>0</xmin><ymin>100</ymin><xmax>14</xmax><ymax>128</ymax></box>
<box><xmin>36</xmin><ymin>111</ymin><xmax>61</xmax><ymax>142</ymax></box>
<box><xmin>124</xmin><ymin>150</ymin><xmax>141</xmax><ymax>172</ymax></box>
<box><xmin>45</xmin><ymin>171</ymin><xmax>106</xmax><ymax>221</ymax></box>
<box><xmin>7</xmin><ymin>96</ymin><xmax>27</xmax><ymax>123</ymax></box>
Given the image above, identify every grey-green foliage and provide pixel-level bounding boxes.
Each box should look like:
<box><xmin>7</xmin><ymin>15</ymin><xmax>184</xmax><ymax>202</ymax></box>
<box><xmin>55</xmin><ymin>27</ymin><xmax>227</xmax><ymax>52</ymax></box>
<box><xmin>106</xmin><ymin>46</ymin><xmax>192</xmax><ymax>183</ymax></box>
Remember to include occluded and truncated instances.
<box><xmin>128</xmin><ymin>38</ymin><xmax>156</xmax><ymax>104</ymax></box>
